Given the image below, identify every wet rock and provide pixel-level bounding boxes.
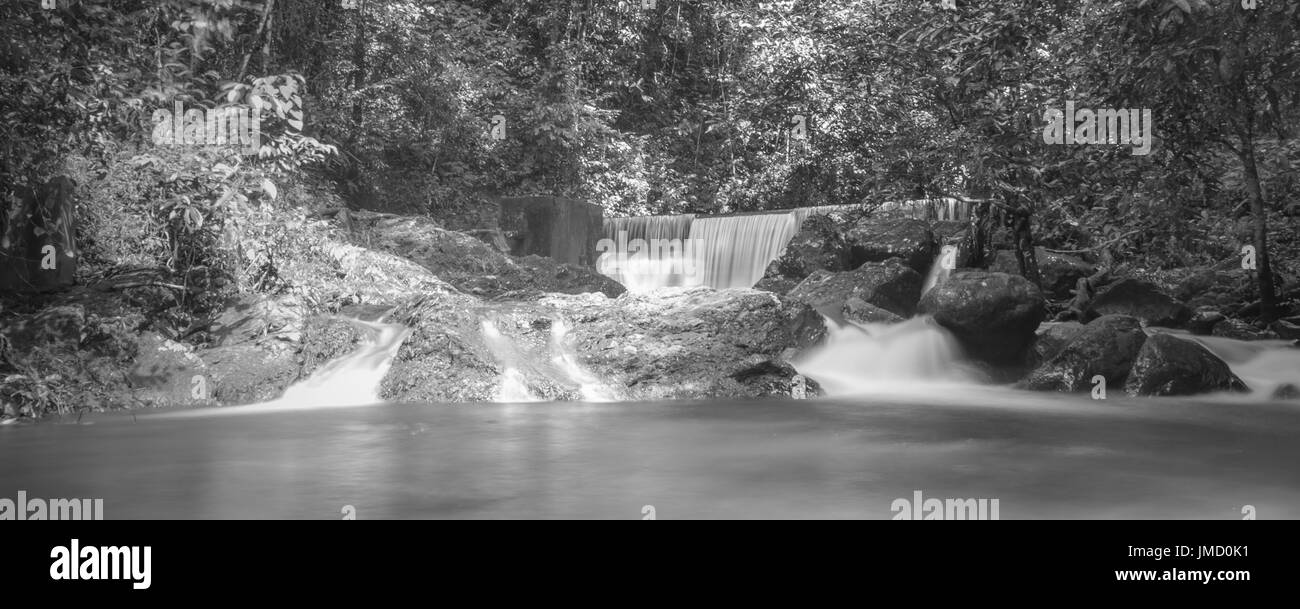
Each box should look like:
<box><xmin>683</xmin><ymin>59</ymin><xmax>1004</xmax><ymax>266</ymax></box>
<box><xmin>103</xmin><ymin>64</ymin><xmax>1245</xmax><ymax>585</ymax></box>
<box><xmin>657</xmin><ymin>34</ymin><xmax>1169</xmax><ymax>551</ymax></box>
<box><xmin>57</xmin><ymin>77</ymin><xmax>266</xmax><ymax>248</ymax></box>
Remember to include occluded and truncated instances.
<box><xmin>1212</xmin><ymin>318</ymin><xmax>1277</xmax><ymax>341</ymax></box>
<box><xmin>1088</xmin><ymin>278</ymin><xmax>1191</xmax><ymax>327</ymax></box>
<box><xmin>1188</xmin><ymin>308</ymin><xmax>1226</xmax><ymax>335</ymax></box>
<box><xmin>208</xmin><ymin>294</ymin><xmax>309</xmax><ymax>347</ymax></box>
<box><xmin>918</xmin><ymin>271</ymin><xmax>1047</xmax><ymax>365</ymax></box>
<box><xmin>787</xmin><ymin>258</ymin><xmax>923</xmax><ymax>318</ymax></box>
<box><xmin>348</xmin><ymin>212</ymin><xmax>623</xmax><ymax>298</ymax></box>
<box><xmin>844</xmin><ymin>218</ymin><xmax>937</xmax><ymax>274</ymax></box>
<box><xmin>842</xmin><ymin>297</ymin><xmax>905</xmax><ymax>325</ymax></box>
<box><xmin>1272</xmin><ymin>384</ymin><xmax>1300</xmax><ymax>400</ymax></box>
<box><xmin>1124</xmin><ymin>333</ymin><xmax>1249</xmax><ymax>397</ymax></box>
<box><xmin>1270</xmin><ymin>320</ymin><xmax>1300</xmax><ymax>341</ymax></box>
<box><xmin>1031</xmin><ymin>322</ymin><xmax>1086</xmax><ymax>367</ymax></box>
<box><xmin>989</xmin><ymin>248</ymin><xmax>1096</xmax><ymax>300</ymax></box>
<box><xmin>1017</xmin><ymin>315</ymin><xmax>1147</xmax><ymax>392</ymax></box>
<box><xmin>757</xmin><ymin>214</ymin><xmax>851</xmax><ymax>295</ymax></box>
<box><xmin>382</xmin><ymin>288</ymin><xmax>826</xmax><ymax>402</ymax></box>
<box><xmin>198</xmin><ymin>343</ymin><xmax>301</xmax><ymax>405</ymax></box>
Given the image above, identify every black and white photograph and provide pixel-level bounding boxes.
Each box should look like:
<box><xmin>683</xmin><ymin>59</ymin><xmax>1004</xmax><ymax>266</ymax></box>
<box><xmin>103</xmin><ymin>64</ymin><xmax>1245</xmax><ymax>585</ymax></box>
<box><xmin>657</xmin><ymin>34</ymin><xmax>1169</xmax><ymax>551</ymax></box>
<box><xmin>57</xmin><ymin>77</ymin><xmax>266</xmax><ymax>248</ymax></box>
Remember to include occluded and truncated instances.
<box><xmin>1</xmin><ymin>0</ymin><xmax>1297</xmax><ymax>553</ymax></box>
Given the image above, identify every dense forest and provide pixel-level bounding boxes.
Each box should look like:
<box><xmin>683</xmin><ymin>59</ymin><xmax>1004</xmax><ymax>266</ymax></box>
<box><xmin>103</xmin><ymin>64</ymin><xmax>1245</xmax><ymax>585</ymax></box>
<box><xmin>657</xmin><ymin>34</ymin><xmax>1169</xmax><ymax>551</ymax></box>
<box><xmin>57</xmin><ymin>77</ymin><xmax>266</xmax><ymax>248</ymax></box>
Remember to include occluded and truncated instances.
<box><xmin>2</xmin><ymin>0</ymin><xmax>1298</xmax><ymax>416</ymax></box>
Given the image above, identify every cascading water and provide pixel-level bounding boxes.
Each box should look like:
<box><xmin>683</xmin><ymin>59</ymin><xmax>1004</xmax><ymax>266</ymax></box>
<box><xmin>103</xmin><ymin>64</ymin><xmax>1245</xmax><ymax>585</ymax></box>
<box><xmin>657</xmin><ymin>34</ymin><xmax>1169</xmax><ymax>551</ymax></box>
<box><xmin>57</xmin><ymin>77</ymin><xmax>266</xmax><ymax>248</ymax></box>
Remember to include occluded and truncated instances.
<box><xmin>689</xmin><ymin>212</ymin><xmax>801</xmax><ymax>289</ymax></box>
<box><xmin>158</xmin><ymin>316</ymin><xmax>411</xmax><ymax>417</ymax></box>
<box><xmin>599</xmin><ymin>215</ymin><xmax>696</xmax><ymax>292</ymax></box>
<box><xmin>1165</xmin><ymin>332</ymin><xmax>1300</xmax><ymax>399</ymax></box>
<box><xmin>276</xmin><ymin>318</ymin><xmax>410</xmax><ymax>408</ymax></box>
<box><xmin>549</xmin><ymin>319</ymin><xmax>617</xmax><ymax>402</ymax></box>
<box><xmin>793</xmin><ymin>316</ymin><xmax>974</xmax><ymax>396</ymax></box>
<box><xmin>480</xmin><ymin>319</ymin><xmax>542</xmax><ymax>403</ymax></box>
<box><xmin>921</xmin><ymin>244</ymin><xmax>957</xmax><ymax>296</ymax></box>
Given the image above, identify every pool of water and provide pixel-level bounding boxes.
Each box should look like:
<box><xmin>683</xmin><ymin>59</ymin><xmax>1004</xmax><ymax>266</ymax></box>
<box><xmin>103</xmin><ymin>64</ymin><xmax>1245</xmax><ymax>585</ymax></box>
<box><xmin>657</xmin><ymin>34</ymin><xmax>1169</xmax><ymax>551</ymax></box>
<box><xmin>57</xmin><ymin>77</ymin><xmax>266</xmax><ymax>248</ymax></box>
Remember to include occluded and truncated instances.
<box><xmin>3</xmin><ymin>388</ymin><xmax>1297</xmax><ymax>519</ymax></box>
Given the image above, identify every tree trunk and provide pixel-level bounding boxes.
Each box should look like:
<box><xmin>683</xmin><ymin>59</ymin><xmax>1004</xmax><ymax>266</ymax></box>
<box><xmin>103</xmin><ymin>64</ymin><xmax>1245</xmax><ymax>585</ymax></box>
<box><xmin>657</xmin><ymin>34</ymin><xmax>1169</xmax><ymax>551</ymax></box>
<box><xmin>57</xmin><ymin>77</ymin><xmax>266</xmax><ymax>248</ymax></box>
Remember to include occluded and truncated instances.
<box><xmin>1238</xmin><ymin>137</ymin><xmax>1278</xmax><ymax>321</ymax></box>
<box><xmin>1011</xmin><ymin>201</ymin><xmax>1042</xmax><ymax>289</ymax></box>
<box><xmin>349</xmin><ymin>1</ymin><xmax>367</xmax><ymax>139</ymax></box>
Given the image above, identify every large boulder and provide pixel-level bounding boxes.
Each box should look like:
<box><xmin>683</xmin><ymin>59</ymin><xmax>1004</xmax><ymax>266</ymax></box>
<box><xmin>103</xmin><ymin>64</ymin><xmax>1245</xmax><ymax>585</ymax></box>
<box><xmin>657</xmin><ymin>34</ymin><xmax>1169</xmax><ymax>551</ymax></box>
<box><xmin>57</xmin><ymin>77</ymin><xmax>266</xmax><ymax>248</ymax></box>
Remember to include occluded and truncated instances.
<box><xmin>1031</xmin><ymin>321</ymin><xmax>1087</xmax><ymax>367</ymax></box>
<box><xmin>989</xmin><ymin>248</ymin><xmax>1095</xmax><ymax>300</ymax></box>
<box><xmin>347</xmin><ymin>212</ymin><xmax>624</xmax><ymax>298</ymax></box>
<box><xmin>756</xmin><ymin>214</ymin><xmax>851</xmax><ymax>295</ymax></box>
<box><xmin>1017</xmin><ymin>315</ymin><xmax>1147</xmax><ymax>392</ymax></box>
<box><xmin>382</xmin><ymin>288</ymin><xmax>827</xmax><ymax>402</ymax></box>
<box><xmin>787</xmin><ymin>259</ymin><xmax>923</xmax><ymax>318</ymax></box>
<box><xmin>844</xmin><ymin>218</ymin><xmax>937</xmax><ymax>274</ymax></box>
<box><xmin>1187</xmin><ymin>308</ymin><xmax>1227</xmax><ymax>335</ymax></box>
<box><xmin>917</xmin><ymin>271</ymin><xmax>1046</xmax><ymax>365</ymax></box>
<box><xmin>842</xmin><ymin>297</ymin><xmax>905</xmax><ymax>325</ymax></box>
<box><xmin>1124</xmin><ymin>334</ymin><xmax>1250</xmax><ymax>397</ymax></box>
<box><xmin>1088</xmin><ymin>278</ymin><xmax>1191</xmax><ymax>327</ymax></box>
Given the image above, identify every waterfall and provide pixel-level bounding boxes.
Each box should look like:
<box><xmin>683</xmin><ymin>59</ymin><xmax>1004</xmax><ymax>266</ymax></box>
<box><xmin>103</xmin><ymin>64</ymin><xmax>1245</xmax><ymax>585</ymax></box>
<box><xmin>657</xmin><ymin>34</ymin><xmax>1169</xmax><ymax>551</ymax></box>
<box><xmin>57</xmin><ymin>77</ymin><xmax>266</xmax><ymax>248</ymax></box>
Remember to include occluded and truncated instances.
<box><xmin>793</xmin><ymin>316</ymin><xmax>974</xmax><ymax>396</ymax></box>
<box><xmin>549</xmin><ymin>319</ymin><xmax>617</xmax><ymax>402</ymax></box>
<box><xmin>159</xmin><ymin>316</ymin><xmax>411</xmax><ymax>418</ymax></box>
<box><xmin>274</xmin><ymin>318</ymin><xmax>410</xmax><ymax>408</ymax></box>
<box><xmin>922</xmin><ymin>244</ymin><xmax>957</xmax><ymax>296</ymax></box>
<box><xmin>480</xmin><ymin>319</ymin><xmax>542</xmax><ymax>403</ymax></box>
<box><xmin>599</xmin><ymin>198</ymin><xmax>972</xmax><ymax>293</ymax></box>
<box><xmin>599</xmin><ymin>214</ymin><xmax>696</xmax><ymax>292</ymax></box>
<box><xmin>689</xmin><ymin>212</ymin><xmax>801</xmax><ymax>289</ymax></box>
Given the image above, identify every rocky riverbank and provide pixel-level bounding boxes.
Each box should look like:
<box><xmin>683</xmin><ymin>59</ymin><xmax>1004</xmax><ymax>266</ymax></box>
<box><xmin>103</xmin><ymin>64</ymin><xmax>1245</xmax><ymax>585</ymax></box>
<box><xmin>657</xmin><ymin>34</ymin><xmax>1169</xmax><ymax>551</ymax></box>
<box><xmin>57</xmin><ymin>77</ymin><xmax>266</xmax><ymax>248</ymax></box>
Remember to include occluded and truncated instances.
<box><xmin>2</xmin><ymin>207</ymin><xmax>1297</xmax><ymax>420</ymax></box>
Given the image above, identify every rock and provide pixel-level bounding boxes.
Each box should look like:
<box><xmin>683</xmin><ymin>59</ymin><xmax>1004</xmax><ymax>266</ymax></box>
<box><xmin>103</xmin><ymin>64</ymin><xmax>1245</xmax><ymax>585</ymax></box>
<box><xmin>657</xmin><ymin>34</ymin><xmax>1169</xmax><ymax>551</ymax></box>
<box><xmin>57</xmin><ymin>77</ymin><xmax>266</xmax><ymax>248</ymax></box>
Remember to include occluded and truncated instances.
<box><xmin>989</xmin><ymin>248</ymin><xmax>1095</xmax><ymax>300</ymax></box>
<box><xmin>844</xmin><ymin>218</ymin><xmax>937</xmax><ymax>274</ymax></box>
<box><xmin>1272</xmin><ymin>384</ymin><xmax>1300</xmax><ymax>400</ymax></box>
<box><xmin>1088</xmin><ymin>278</ymin><xmax>1191</xmax><ymax>327</ymax></box>
<box><xmin>1188</xmin><ymin>308</ymin><xmax>1226</xmax><ymax>335</ymax></box>
<box><xmin>759</xmin><ymin>214</ymin><xmax>851</xmax><ymax>291</ymax></box>
<box><xmin>787</xmin><ymin>259</ymin><xmax>923</xmax><ymax>318</ymax></box>
<box><xmin>1017</xmin><ymin>315</ymin><xmax>1147</xmax><ymax>392</ymax></box>
<box><xmin>315</xmin><ymin>241</ymin><xmax>466</xmax><ymax>306</ymax></box>
<box><xmin>1124</xmin><ymin>334</ymin><xmax>1250</xmax><ymax>397</ymax></box>
<box><xmin>842</xmin><ymin>297</ymin><xmax>905</xmax><ymax>325</ymax></box>
<box><xmin>347</xmin><ymin>212</ymin><xmax>624</xmax><ymax>298</ymax></box>
<box><xmin>382</xmin><ymin>288</ymin><xmax>826</xmax><ymax>402</ymax></box>
<box><xmin>127</xmin><ymin>333</ymin><xmax>213</xmax><ymax>407</ymax></box>
<box><xmin>1032</xmin><ymin>322</ymin><xmax>1086</xmax><ymax>366</ymax></box>
<box><xmin>930</xmin><ymin>222</ymin><xmax>977</xmax><ymax>269</ymax></box>
<box><xmin>1175</xmin><ymin>268</ymin><xmax>1253</xmax><ymax>310</ymax></box>
<box><xmin>198</xmin><ymin>343</ymin><xmax>301</xmax><ymax>405</ymax></box>
<box><xmin>1212</xmin><ymin>318</ymin><xmax>1277</xmax><ymax>341</ymax></box>
<box><xmin>1270</xmin><ymin>320</ymin><xmax>1300</xmax><ymax>341</ymax></box>
<box><xmin>208</xmin><ymin>295</ymin><xmax>309</xmax><ymax>347</ymax></box>
<box><xmin>917</xmin><ymin>271</ymin><xmax>1046</xmax><ymax>365</ymax></box>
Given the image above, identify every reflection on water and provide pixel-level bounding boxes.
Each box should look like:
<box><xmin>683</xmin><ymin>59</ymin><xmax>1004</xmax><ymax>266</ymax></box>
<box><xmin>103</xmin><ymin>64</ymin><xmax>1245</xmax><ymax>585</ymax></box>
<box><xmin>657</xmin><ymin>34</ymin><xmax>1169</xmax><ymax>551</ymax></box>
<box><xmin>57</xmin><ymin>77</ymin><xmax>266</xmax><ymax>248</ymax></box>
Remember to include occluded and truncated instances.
<box><xmin>3</xmin><ymin>390</ymin><xmax>1298</xmax><ymax>519</ymax></box>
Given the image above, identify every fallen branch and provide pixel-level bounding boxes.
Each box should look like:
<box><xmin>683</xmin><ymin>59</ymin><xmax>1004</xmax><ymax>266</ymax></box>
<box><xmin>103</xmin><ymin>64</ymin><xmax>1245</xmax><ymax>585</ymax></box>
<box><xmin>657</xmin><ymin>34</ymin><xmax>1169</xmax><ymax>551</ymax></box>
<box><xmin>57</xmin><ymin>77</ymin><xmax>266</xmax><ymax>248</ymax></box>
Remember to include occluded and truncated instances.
<box><xmin>1044</xmin><ymin>229</ymin><xmax>1143</xmax><ymax>254</ymax></box>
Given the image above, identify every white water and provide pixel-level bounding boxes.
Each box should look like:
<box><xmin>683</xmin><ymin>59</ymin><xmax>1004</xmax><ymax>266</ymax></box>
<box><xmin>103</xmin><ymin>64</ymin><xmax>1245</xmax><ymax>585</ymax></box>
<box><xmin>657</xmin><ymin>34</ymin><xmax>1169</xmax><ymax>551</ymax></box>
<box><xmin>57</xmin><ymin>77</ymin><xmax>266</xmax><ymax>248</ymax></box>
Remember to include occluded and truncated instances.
<box><xmin>1164</xmin><ymin>331</ymin><xmax>1300</xmax><ymax>398</ymax></box>
<box><xmin>690</xmin><ymin>213</ymin><xmax>802</xmax><ymax>289</ymax></box>
<box><xmin>277</xmin><ymin>318</ymin><xmax>410</xmax><ymax>408</ymax></box>
<box><xmin>480</xmin><ymin>319</ymin><xmax>542</xmax><ymax>403</ymax></box>
<box><xmin>599</xmin><ymin>215</ymin><xmax>696</xmax><ymax>292</ymax></box>
<box><xmin>921</xmin><ymin>244</ymin><xmax>956</xmax><ymax>296</ymax></box>
<box><xmin>550</xmin><ymin>319</ymin><xmax>618</xmax><ymax>402</ymax></box>
<box><xmin>794</xmin><ymin>316</ymin><xmax>975</xmax><ymax>396</ymax></box>
<box><xmin>157</xmin><ymin>316</ymin><xmax>411</xmax><ymax>417</ymax></box>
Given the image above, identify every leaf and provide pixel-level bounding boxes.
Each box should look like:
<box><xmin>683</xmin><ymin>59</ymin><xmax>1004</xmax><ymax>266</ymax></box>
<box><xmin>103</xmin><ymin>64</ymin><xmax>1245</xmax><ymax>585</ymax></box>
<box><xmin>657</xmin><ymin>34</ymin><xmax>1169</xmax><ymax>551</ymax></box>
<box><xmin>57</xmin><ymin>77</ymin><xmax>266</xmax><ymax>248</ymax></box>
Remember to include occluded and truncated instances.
<box><xmin>1171</xmin><ymin>0</ymin><xmax>1191</xmax><ymax>14</ymax></box>
<box><xmin>261</xmin><ymin>179</ymin><xmax>278</xmax><ymax>201</ymax></box>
